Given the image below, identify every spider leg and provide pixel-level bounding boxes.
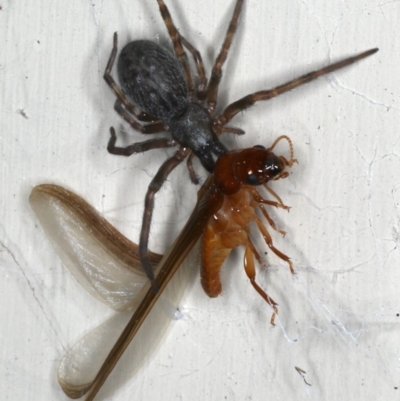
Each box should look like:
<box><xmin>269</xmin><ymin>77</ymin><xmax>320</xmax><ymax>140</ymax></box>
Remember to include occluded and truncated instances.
<box><xmin>220</xmin><ymin>126</ymin><xmax>245</xmax><ymax>136</ymax></box>
<box><xmin>207</xmin><ymin>0</ymin><xmax>244</xmax><ymax>114</ymax></box>
<box><xmin>107</xmin><ymin>127</ymin><xmax>177</xmax><ymax>156</ymax></box>
<box><xmin>104</xmin><ymin>32</ymin><xmax>160</xmax><ymax>123</ymax></box>
<box><xmin>114</xmin><ymin>100</ymin><xmax>166</xmax><ymax>134</ymax></box>
<box><xmin>217</xmin><ymin>48</ymin><xmax>379</xmax><ymax>125</ymax></box>
<box><xmin>156</xmin><ymin>0</ymin><xmax>195</xmax><ymax>96</ymax></box>
<box><xmin>186</xmin><ymin>152</ymin><xmax>200</xmax><ymax>184</ymax></box>
<box><xmin>180</xmin><ymin>36</ymin><xmax>208</xmax><ymax>101</ymax></box>
<box><xmin>139</xmin><ymin>146</ymin><xmax>191</xmax><ymax>288</ymax></box>
<box><xmin>255</xmin><ymin>217</ymin><xmax>295</xmax><ymax>274</ymax></box>
<box><xmin>244</xmin><ymin>241</ymin><xmax>278</xmax><ymax>325</ymax></box>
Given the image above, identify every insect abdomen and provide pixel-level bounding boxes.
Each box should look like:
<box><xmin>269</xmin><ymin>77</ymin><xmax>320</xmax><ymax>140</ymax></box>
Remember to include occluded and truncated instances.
<box><xmin>201</xmin><ymin>190</ymin><xmax>255</xmax><ymax>297</ymax></box>
<box><xmin>201</xmin><ymin>224</ymin><xmax>232</xmax><ymax>297</ymax></box>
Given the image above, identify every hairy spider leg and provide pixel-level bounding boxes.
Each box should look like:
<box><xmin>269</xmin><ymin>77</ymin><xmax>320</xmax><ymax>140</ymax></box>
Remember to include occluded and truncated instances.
<box><xmin>180</xmin><ymin>36</ymin><xmax>208</xmax><ymax>99</ymax></box>
<box><xmin>107</xmin><ymin>127</ymin><xmax>177</xmax><ymax>155</ymax></box>
<box><xmin>207</xmin><ymin>0</ymin><xmax>244</xmax><ymax>113</ymax></box>
<box><xmin>156</xmin><ymin>0</ymin><xmax>195</xmax><ymax>96</ymax></box>
<box><xmin>158</xmin><ymin>0</ymin><xmax>246</xmax><ymax>114</ymax></box>
<box><xmin>153</xmin><ymin>0</ymin><xmax>247</xmax><ymax>178</ymax></box>
<box><xmin>139</xmin><ymin>147</ymin><xmax>192</xmax><ymax>288</ymax></box>
<box><xmin>111</xmin><ymin>100</ymin><xmax>165</xmax><ymax>134</ymax></box>
<box><xmin>217</xmin><ymin>48</ymin><xmax>379</xmax><ymax>125</ymax></box>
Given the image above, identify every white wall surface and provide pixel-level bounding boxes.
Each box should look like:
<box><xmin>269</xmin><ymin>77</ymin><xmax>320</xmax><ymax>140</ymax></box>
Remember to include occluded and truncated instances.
<box><xmin>1</xmin><ymin>0</ymin><xmax>398</xmax><ymax>400</ymax></box>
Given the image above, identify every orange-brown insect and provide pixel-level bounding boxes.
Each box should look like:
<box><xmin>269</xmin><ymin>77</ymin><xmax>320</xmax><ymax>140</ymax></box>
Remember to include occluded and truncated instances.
<box><xmin>30</xmin><ymin>139</ymin><xmax>295</xmax><ymax>399</ymax></box>
<box><xmin>201</xmin><ymin>136</ymin><xmax>296</xmax><ymax>324</ymax></box>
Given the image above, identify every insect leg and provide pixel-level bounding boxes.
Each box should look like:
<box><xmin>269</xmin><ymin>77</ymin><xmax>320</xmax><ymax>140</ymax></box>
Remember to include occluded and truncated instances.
<box><xmin>248</xmin><ymin>187</ymin><xmax>290</xmax><ymax>211</ymax></box>
<box><xmin>244</xmin><ymin>242</ymin><xmax>278</xmax><ymax>325</ymax></box>
<box><xmin>255</xmin><ymin>217</ymin><xmax>295</xmax><ymax>274</ymax></box>
<box><xmin>139</xmin><ymin>147</ymin><xmax>191</xmax><ymax>287</ymax></box>
<box><xmin>263</xmin><ymin>186</ymin><xmax>291</xmax><ymax>209</ymax></box>
<box><xmin>217</xmin><ymin>48</ymin><xmax>378</xmax><ymax>125</ymax></box>
<box><xmin>156</xmin><ymin>0</ymin><xmax>195</xmax><ymax>96</ymax></box>
<box><xmin>207</xmin><ymin>0</ymin><xmax>244</xmax><ymax>114</ymax></box>
<box><xmin>247</xmin><ymin>238</ymin><xmax>265</xmax><ymax>267</ymax></box>
<box><xmin>258</xmin><ymin>205</ymin><xmax>286</xmax><ymax>236</ymax></box>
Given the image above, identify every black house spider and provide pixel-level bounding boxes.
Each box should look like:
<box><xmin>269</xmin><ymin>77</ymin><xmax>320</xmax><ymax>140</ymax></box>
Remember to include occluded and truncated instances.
<box><xmin>104</xmin><ymin>0</ymin><xmax>377</xmax><ymax>287</ymax></box>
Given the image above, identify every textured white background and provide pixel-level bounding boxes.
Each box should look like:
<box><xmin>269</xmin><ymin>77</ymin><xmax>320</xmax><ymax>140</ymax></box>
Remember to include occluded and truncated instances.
<box><xmin>1</xmin><ymin>0</ymin><xmax>399</xmax><ymax>400</ymax></box>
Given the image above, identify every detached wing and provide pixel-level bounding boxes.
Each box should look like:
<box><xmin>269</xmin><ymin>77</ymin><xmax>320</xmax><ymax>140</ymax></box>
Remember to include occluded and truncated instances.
<box><xmin>30</xmin><ymin>181</ymin><xmax>221</xmax><ymax>400</ymax></box>
<box><xmin>78</xmin><ymin>179</ymin><xmax>222</xmax><ymax>401</ymax></box>
<box><xmin>30</xmin><ymin>184</ymin><xmax>162</xmax><ymax>311</ymax></box>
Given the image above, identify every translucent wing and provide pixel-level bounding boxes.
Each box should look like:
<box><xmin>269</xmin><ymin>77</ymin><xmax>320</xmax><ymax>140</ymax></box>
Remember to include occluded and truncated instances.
<box><xmin>30</xmin><ymin>184</ymin><xmax>163</xmax><ymax>311</ymax></box>
<box><xmin>58</xmin><ymin>310</ymin><xmax>135</xmax><ymax>398</ymax></box>
<box><xmin>78</xmin><ymin>180</ymin><xmax>222</xmax><ymax>401</ymax></box>
<box><xmin>57</xmin><ymin>256</ymin><xmax>197</xmax><ymax>399</ymax></box>
<box><xmin>30</xmin><ymin>182</ymin><xmax>221</xmax><ymax>400</ymax></box>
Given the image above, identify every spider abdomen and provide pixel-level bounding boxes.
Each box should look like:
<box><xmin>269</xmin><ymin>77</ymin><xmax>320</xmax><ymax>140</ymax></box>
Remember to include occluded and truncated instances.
<box><xmin>118</xmin><ymin>40</ymin><xmax>188</xmax><ymax>121</ymax></box>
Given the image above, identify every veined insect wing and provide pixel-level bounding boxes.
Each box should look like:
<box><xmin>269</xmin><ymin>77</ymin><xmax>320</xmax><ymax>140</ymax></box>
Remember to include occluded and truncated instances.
<box><xmin>29</xmin><ymin>184</ymin><xmax>163</xmax><ymax>311</ymax></box>
<box><xmin>29</xmin><ymin>184</ymin><xmax>203</xmax><ymax>399</ymax></box>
